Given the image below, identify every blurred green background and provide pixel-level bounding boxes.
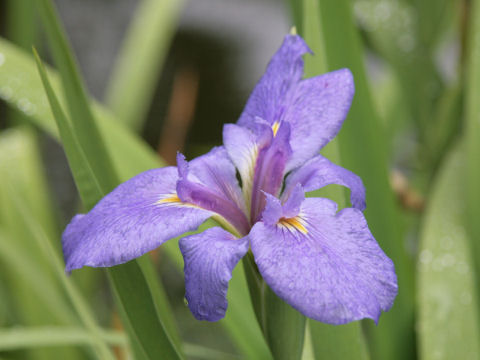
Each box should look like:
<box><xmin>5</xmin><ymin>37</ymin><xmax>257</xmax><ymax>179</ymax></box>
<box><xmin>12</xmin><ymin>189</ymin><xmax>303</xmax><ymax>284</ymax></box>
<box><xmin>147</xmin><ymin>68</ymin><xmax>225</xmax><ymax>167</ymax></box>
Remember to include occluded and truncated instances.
<box><xmin>0</xmin><ymin>0</ymin><xmax>478</xmax><ymax>359</ymax></box>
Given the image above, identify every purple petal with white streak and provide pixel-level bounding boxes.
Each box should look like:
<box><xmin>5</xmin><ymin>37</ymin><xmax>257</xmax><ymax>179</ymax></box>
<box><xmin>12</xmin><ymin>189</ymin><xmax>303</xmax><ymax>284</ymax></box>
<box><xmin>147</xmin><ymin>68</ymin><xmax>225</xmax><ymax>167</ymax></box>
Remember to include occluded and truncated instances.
<box><xmin>251</xmin><ymin>197</ymin><xmax>397</xmax><ymax>325</ymax></box>
<box><xmin>63</xmin><ymin>167</ymin><xmax>213</xmax><ymax>272</ymax></box>
<box><xmin>223</xmin><ymin>123</ymin><xmax>271</xmax><ymax>199</ymax></box>
<box><xmin>179</xmin><ymin>227</ymin><xmax>249</xmax><ymax>321</ymax></box>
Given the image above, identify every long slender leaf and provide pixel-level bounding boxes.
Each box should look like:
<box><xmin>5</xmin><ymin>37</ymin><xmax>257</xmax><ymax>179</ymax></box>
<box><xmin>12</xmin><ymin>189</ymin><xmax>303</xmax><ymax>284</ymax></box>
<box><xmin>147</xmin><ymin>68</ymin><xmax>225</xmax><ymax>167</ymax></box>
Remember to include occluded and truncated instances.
<box><xmin>36</xmin><ymin>1</ymin><xmax>186</xmax><ymax>357</ymax></box>
<box><xmin>36</xmin><ymin>0</ymin><xmax>117</xmax><ymax>193</ymax></box>
<box><xmin>0</xmin><ymin>328</ymin><xmax>126</xmax><ymax>351</ymax></box>
<box><xmin>5</xmin><ymin>185</ymin><xmax>117</xmax><ymax>360</ymax></box>
<box><xmin>299</xmin><ymin>0</ymin><xmax>371</xmax><ymax>358</ymax></box>
<box><xmin>314</xmin><ymin>2</ymin><xmax>414</xmax><ymax>359</ymax></box>
<box><xmin>417</xmin><ymin>143</ymin><xmax>480</xmax><ymax>359</ymax></box>
<box><xmin>5</xmin><ymin>0</ymin><xmax>37</xmax><ymax>127</ymax></box>
<box><xmin>34</xmin><ymin>49</ymin><xmax>182</xmax><ymax>360</ymax></box>
<box><xmin>105</xmin><ymin>0</ymin><xmax>184</xmax><ymax>130</ymax></box>
<box><xmin>182</xmin><ymin>343</ymin><xmax>239</xmax><ymax>360</ymax></box>
<box><xmin>0</xmin><ymin>227</ymin><xmax>74</xmax><ymax>325</ymax></box>
<box><xmin>0</xmin><ymin>129</ymin><xmax>83</xmax><ymax>360</ymax></box>
<box><xmin>465</xmin><ymin>0</ymin><xmax>480</xmax><ymax>316</ymax></box>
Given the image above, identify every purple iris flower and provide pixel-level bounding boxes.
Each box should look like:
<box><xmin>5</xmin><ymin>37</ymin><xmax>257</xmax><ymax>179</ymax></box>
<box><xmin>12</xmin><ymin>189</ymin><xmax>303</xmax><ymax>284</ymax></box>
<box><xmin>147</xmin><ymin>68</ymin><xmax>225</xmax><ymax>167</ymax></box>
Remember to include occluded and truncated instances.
<box><xmin>63</xmin><ymin>34</ymin><xmax>397</xmax><ymax>325</ymax></box>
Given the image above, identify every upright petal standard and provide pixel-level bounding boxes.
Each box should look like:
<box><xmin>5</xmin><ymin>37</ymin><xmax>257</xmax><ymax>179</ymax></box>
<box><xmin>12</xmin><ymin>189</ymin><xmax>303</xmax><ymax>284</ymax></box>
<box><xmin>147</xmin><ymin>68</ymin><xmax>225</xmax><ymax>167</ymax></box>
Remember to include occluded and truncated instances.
<box><xmin>62</xmin><ymin>34</ymin><xmax>397</xmax><ymax>324</ymax></box>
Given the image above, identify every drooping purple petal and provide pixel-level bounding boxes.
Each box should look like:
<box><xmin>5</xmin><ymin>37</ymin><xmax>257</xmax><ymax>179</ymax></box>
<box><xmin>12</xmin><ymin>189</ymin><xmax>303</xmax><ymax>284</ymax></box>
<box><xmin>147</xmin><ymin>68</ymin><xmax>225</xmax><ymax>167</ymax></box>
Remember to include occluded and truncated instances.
<box><xmin>63</xmin><ymin>167</ymin><xmax>213</xmax><ymax>272</ymax></box>
<box><xmin>283</xmin><ymin>69</ymin><xmax>355</xmax><ymax>171</ymax></box>
<box><xmin>237</xmin><ymin>35</ymin><xmax>311</xmax><ymax>128</ymax></box>
<box><xmin>179</xmin><ymin>227</ymin><xmax>249</xmax><ymax>321</ymax></box>
<box><xmin>283</xmin><ymin>154</ymin><xmax>366</xmax><ymax>210</ymax></box>
<box><xmin>250</xmin><ymin>196</ymin><xmax>397</xmax><ymax>325</ymax></box>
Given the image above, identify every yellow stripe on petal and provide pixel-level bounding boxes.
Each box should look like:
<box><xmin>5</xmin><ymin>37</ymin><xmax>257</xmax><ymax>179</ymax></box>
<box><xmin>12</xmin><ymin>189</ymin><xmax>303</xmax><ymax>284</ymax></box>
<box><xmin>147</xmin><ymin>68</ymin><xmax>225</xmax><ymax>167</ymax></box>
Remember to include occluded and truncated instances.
<box><xmin>157</xmin><ymin>194</ymin><xmax>182</xmax><ymax>204</ymax></box>
<box><xmin>271</xmin><ymin>121</ymin><xmax>280</xmax><ymax>137</ymax></box>
<box><xmin>278</xmin><ymin>216</ymin><xmax>308</xmax><ymax>234</ymax></box>
<box><xmin>157</xmin><ymin>194</ymin><xmax>204</xmax><ymax>210</ymax></box>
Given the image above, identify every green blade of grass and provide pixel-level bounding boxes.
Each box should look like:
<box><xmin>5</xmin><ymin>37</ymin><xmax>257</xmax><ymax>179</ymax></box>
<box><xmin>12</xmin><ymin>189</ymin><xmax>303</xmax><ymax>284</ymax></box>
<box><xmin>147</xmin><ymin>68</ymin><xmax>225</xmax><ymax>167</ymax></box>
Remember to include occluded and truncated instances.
<box><xmin>1</xmin><ymin>199</ymin><xmax>116</xmax><ymax>360</ymax></box>
<box><xmin>417</xmin><ymin>143</ymin><xmax>480</xmax><ymax>359</ymax></box>
<box><xmin>465</xmin><ymin>0</ymin><xmax>480</xmax><ymax>320</ymax></box>
<box><xmin>0</xmin><ymin>129</ymin><xmax>83</xmax><ymax>360</ymax></box>
<box><xmin>37</xmin><ymin>0</ymin><xmax>118</xmax><ymax>194</ymax></box>
<box><xmin>314</xmin><ymin>2</ymin><xmax>414</xmax><ymax>359</ymax></box>
<box><xmin>355</xmin><ymin>0</ymin><xmax>447</xmax><ymax>152</ymax></box>
<box><xmin>5</xmin><ymin>0</ymin><xmax>37</xmax><ymax>128</ymax></box>
<box><xmin>105</xmin><ymin>0</ymin><xmax>184</xmax><ymax>130</ymax></box>
<box><xmin>0</xmin><ymin>327</ymin><xmax>126</xmax><ymax>351</ymax></box>
<box><xmin>34</xmin><ymin>49</ymin><xmax>182</xmax><ymax>360</ymax></box>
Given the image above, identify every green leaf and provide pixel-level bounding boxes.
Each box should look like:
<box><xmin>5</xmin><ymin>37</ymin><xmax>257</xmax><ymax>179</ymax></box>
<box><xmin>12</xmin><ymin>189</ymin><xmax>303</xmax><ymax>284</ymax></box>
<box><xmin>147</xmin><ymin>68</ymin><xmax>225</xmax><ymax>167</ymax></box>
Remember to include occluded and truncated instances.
<box><xmin>33</xmin><ymin>48</ymin><xmax>105</xmax><ymax>208</ymax></box>
<box><xmin>264</xmin><ymin>288</ymin><xmax>305</xmax><ymax>360</ymax></box>
<box><xmin>314</xmin><ymin>2</ymin><xmax>415</xmax><ymax>359</ymax></box>
<box><xmin>5</xmin><ymin>0</ymin><xmax>37</xmax><ymax>128</ymax></box>
<box><xmin>105</xmin><ymin>0</ymin><xmax>184</xmax><ymax>130</ymax></box>
<box><xmin>34</xmin><ymin>40</ymin><xmax>183</xmax><ymax>360</ymax></box>
<box><xmin>355</xmin><ymin>0</ymin><xmax>445</xmax><ymax>141</ymax></box>
<box><xmin>6</xmin><ymin>0</ymin><xmax>36</xmax><ymax>50</ymax></box>
<box><xmin>243</xmin><ymin>253</ymin><xmax>304</xmax><ymax>360</ymax></box>
<box><xmin>4</xmin><ymin>188</ymin><xmax>118</xmax><ymax>360</ymax></box>
<box><xmin>36</xmin><ymin>0</ymin><xmax>118</xmax><ymax>193</ymax></box>
<box><xmin>221</xmin><ymin>260</ymin><xmax>273</xmax><ymax>360</ymax></box>
<box><xmin>309</xmin><ymin>322</ymin><xmax>369</xmax><ymax>360</ymax></box>
<box><xmin>465</xmin><ymin>0</ymin><xmax>480</xmax><ymax>308</ymax></box>
<box><xmin>0</xmin><ymin>327</ymin><xmax>126</xmax><ymax>350</ymax></box>
<box><xmin>0</xmin><ymin>128</ymin><xmax>84</xmax><ymax>360</ymax></box>
<box><xmin>182</xmin><ymin>343</ymin><xmax>239</xmax><ymax>360</ymax></box>
<box><xmin>417</xmin><ymin>143</ymin><xmax>480</xmax><ymax>359</ymax></box>
<box><xmin>0</xmin><ymin>36</ymin><xmax>163</xmax><ymax>182</ymax></box>
<box><xmin>107</xmin><ymin>260</ymin><xmax>183</xmax><ymax>360</ymax></box>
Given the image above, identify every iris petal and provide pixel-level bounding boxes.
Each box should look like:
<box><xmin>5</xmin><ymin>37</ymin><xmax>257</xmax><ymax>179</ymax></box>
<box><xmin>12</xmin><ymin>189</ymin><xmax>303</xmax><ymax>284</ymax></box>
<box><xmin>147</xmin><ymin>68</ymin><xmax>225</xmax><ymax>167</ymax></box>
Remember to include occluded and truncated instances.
<box><xmin>189</xmin><ymin>147</ymin><xmax>247</xmax><ymax>215</ymax></box>
<box><xmin>237</xmin><ymin>34</ymin><xmax>311</xmax><ymax>129</ymax></box>
<box><xmin>251</xmin><ymin>196</ymin><xmax>397</xmax><ymax>325</ymax></box>
<box><xmin>236</xmin><ymin>35</ymin><xmax>354</xmax><ymax>172</ymax></box>
<box><xmin>283</xmin><ymin>154</ymin><xmax>366</xmax><ymax>210</ymax></box>
<box><xmin>62</xmin><ymin>167</ymin><xmax>213</xmax><ymax>272</ymax></box>
<box><xmin>250</xmin><ymin>121</ymin><xmax>292</xmax><ymax>223</ymax></box>
<box><xmin>283</xmin><ymin>69</ymin><xmax>354</xmax><ymax>171</ymax></box>
<box><xmin>179</xmin><ymin>227</ymin><xmax>249</xmax><ymax>321</ymax></box>
<box><xmin>176</xmin><ymin>147</ymin><xmax>250</xmax><ymax>235</ymax></box>
<box><xmin>223</xmin><ymin>123</ymin><xmax>271</xmax><ymax>209</ymax></box>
